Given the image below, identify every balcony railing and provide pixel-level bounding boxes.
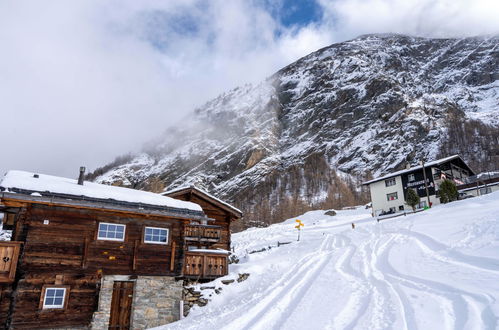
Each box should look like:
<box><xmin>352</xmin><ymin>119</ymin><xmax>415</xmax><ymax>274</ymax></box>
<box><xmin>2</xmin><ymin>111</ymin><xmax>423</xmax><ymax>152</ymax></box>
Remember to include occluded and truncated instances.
<box><xmin>184</xmin><ymin>224</ymin><xmax>221</xmax><ymax>242</ymax></box>
<box><xmin>183</xmin><ymin>251</ymin><xmax>228</xmax><ymax>279</ymax></box>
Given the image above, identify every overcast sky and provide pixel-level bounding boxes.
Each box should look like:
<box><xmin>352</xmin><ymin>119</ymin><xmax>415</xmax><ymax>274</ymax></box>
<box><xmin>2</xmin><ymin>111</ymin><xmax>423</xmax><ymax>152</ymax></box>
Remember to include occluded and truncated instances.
<box><xmin>1</xmin><ymin>0</ymin><xmax>498</xmax><ymax>179</ymax></box>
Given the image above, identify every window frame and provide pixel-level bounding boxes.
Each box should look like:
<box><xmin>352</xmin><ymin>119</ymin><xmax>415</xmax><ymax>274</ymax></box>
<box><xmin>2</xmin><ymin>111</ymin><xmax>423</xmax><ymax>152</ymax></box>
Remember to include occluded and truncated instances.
<box><xmin>143</xmin><ymin>226</ymin><xmax>170</xmax><ymax>245</ymax></box>
<box><xmin>386</xmin><ymin>192</ymin><xmax>398</xmax><ymax>201</ymax></box>
<box><xmin>40</xmin><ymin>285</ymin><xmax>70</xmax><ymax>310</ymax></box>
<box><xmin>97</xmin><ymin>222</ymin><xmax>126</xmax><ymax>242</ymax></box>
<box><xmin>408</xmin><ymin>173</ymin><xmax>415</xmax><ymax>182</ymax></box>
<box><xmin>385</xmin><ymin>178</ymin><xmax>396</xmax><ymax>187</ymax></box>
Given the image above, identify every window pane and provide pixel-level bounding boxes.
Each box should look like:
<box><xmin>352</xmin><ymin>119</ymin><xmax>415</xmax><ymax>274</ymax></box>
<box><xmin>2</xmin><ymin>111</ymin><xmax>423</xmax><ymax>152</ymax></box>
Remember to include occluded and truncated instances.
<box><xmin>144</xmin><ymin>227</ymin><xmax>168</xmax><ymax>243</ymax></box>
<box><xmin>55</xmin><ymin>290</ymin><xmax>64</xmax><ymax>297</ymax></box>
<box><xmin>116</xmin><ymin>226</ymin><xmax>124</xmax><ymax>233</ymax></box>
<box><xmin>54</xmin><ymin>298</ymin><xmax>63</xmax><ymax>305</ymax></box>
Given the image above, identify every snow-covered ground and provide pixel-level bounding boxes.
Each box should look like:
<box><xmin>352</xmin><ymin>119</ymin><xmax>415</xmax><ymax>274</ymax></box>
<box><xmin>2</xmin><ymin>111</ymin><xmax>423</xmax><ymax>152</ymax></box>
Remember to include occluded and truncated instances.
<box><xmin>157</xmin><ymin>191</ymin><xmax>499</xmax><ymax>330</ymax></box>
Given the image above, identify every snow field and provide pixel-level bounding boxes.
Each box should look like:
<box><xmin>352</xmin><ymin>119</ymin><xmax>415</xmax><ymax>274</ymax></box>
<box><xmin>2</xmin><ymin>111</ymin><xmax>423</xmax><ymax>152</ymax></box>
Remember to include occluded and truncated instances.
<box><xmin>156</xmin><ymin>192</ymin><xmax>499</xmax><ymax>330</ymax></box>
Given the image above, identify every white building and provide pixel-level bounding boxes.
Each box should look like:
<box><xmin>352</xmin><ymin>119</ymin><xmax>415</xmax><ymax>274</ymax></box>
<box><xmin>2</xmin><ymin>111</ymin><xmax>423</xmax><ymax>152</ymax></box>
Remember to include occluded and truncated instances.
<box><xmin>363</xmin><ymin>155</ymin><xmax>475</xmax><ymax>216</ymax></box>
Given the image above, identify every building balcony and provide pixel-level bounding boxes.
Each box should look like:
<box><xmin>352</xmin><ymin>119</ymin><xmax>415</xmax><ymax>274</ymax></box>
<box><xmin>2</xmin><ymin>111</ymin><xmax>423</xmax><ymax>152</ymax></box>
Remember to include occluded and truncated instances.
<box><xmin>183</xmin><ymin>250</ymin><xmax>228</xmax><ymax>279</ymax></box>
<box><xmin>184</xmin><ymin>224</ymin><xmax>222</xmax><ymax>242</ymax></box>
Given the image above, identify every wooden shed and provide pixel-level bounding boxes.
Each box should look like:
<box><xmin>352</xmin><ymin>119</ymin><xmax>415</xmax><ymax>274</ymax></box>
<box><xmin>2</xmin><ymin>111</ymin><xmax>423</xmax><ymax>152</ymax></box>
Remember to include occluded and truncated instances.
<box><xmin>0</xmin><ymin>170</ymin><xmax>236</xmax><ymax>329</ymax></box>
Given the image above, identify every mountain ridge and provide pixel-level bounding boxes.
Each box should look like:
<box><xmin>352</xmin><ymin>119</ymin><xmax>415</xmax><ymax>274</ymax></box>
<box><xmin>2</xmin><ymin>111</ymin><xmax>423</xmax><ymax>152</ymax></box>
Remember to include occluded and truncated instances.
<box><xmin>90</xmin><ymin>34</ymin><xmax>499</xmax><ymax>229</ymax></box>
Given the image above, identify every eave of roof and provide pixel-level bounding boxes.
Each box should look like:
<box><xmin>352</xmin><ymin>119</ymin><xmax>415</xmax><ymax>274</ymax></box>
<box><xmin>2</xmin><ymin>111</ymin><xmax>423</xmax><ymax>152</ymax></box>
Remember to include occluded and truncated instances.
<box><xmin>0</xmin><ymin>192</ymin><xmax>206</xmax><ymax>220</ymax></box>
<box><xmin>164</xmin><ymin>186</ymin><xmax>243</xmax><ymax>218</ymax></box>
<box><xmin>362</xmin><ymin>155</ymin><xmax>469</xmax><ymax>185</ymax></box>
<box><xmin>0</xmin><ymin>170</ymin><xmax>203</xmax><ymax>213</ymax></box>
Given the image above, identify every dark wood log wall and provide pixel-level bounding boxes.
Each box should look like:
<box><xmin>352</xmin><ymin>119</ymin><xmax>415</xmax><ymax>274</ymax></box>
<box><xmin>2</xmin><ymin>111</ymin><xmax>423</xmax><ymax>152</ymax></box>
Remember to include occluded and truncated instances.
<box><xmin>0</xmin><ymin>285</ymin><xmax>13</xmax><ymax>327</ymax></box>
<box><xmin>4</xmin><ymin>203</ymin><xmax>187</xmax><ymax>329</ymax></box>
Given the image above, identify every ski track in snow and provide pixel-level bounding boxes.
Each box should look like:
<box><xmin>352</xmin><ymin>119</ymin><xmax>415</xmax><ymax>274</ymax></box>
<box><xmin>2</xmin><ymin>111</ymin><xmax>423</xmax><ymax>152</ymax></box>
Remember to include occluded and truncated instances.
<box><xmin>158</xmin><ymin>193</ymin><xmax>499</xmax><ymax>330</ymax></box>
<box><xmin>223</xmin><ymin>235</ymin><xmax>336</xmax><ymax>330</ymax></box>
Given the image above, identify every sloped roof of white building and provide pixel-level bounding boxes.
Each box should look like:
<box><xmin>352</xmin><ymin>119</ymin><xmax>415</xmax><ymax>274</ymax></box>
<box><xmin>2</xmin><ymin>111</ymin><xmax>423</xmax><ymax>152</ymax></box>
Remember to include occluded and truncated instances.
<box><xmin>363</xmin><ymin>155</ymin><xmax>473</xmax><ymax>185</ymax></box>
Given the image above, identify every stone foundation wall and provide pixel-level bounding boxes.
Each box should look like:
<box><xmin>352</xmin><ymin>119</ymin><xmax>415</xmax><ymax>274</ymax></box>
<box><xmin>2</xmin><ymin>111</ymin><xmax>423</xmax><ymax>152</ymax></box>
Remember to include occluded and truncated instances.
<box><xmin>91</xmin><ymin>275</ymin><xmax>182</xmax><ymax>330</ymax></box>
<box><xmin>131</xmin><ymin>276</ymin><xmax>183</xmax><ymax>329</ymax></box>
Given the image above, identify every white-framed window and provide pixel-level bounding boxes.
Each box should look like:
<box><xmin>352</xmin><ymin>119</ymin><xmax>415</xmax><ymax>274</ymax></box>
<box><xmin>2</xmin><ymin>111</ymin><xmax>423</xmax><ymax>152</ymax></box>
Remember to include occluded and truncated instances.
<box><xmin>144</xmin><ymin>227</ymin><xmax>169</xmax><ymax>244</ymax></box>
<box><xmin>387</xmin><ymin>192</ymin><xmax>398</xmax><ymax>201</ymax></box>
<box><xmin>385</xmin><ymin>178</ymin><xmax>396</xmax><ymax>187</ymax></box>
<box><xmin>408</xmin><ymin>174</ymin><xmax>415</xmax><ymax>182</ymax></box>
<box><xmin>98</xmin><ymin>222</ymin><xmax>126</xmax><ymax>241</ymax></box>
<box><xmin>43</xmin><ymin>287</ymin><xmax>66</xmax><ymax>309</ymax></box>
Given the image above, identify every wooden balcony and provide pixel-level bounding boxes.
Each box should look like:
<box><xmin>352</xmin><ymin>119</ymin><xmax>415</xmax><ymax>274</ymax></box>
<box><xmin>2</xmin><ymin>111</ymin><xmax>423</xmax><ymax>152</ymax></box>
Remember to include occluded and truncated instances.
<box><xmin>0</xmin><ymin>241</ymin><xmax>22</xmax><ymax>283</ymax></box>
<box><xmin>183</xmin><ymin>251</ymin><xmax>228</xmax><ymax>279</ymax></box>
<box><xmin>184</xmin><ymin>224</ymin><xmax>221</xmax><ymax>242</ymax></box>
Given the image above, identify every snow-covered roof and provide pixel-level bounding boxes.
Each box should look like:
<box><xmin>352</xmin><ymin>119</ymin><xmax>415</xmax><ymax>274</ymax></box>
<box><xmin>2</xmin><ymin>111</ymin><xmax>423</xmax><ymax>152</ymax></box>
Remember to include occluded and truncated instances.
<box><xmin>0</xmin><ymin>170</ymin><xmax>202</xmax><ymax>212</ymax></box>
<box><xmin>164</xmin><ymin>185</ymin><xmax>242</xmax><ymax>216</ymax></box>
<box><xmin>363</xmin><ymin>155</ymin><xmax>468</xmax><ymax>185</ymax></box>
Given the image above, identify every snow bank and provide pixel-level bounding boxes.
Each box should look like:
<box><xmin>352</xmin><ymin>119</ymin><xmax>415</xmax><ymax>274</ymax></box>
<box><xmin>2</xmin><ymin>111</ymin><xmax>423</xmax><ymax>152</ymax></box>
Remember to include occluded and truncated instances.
<box><xmin>0</xmin><ymin>170</ymin><xmax>202</xmax><ymax>212</ymax></box>
<box><xmin>156</xmin><ymin>191</ymin><xmax>499</xmax><ymax>330</ymax></box>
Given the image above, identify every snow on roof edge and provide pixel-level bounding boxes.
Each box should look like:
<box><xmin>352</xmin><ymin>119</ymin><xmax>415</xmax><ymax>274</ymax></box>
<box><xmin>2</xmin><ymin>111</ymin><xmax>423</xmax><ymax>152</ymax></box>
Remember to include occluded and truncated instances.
<box><xmin>363</xmin><ymin>155</ymin><xmax>463</xmax><ymax>185</ymax></box>
<box><xmin>163</xmin><ymin>185</ymin><xmax>243</xmax><ymax>215</ymax></box>
<box><xmin>0</xmin><ymin>170</ymin><xmax>203</xmax><ymax>213</ymax></box>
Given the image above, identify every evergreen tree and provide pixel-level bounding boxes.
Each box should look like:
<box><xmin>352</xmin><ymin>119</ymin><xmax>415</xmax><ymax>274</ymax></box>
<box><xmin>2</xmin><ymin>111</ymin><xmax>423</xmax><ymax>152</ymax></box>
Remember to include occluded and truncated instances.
<box><xmin>405</xmin><ymin>188</ymin><xmax>420</xmax><ymax>211</ymax></box>
<box><xmin>439</xmin><ymin>179</ymin><xmax>459</xmax><ymax>203</ymax></box>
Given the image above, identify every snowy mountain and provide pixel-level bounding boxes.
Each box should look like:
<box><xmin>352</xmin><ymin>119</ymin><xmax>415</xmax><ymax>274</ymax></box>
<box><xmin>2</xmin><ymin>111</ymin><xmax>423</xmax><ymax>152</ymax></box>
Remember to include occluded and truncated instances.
<box><xmin>91</xmin><ymin>34</ymin><xmax>499</xmax><ymax>227</ymax></box>
<box><xmin>155</xmin><ymin>191</ymin><xmax>499</xmax><ymax>330</ymax></box>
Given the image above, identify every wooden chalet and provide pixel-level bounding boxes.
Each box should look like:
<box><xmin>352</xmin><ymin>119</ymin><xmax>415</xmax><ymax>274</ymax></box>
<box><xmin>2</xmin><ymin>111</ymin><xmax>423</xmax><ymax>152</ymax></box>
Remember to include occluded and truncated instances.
<box><xmin>163</xmin><ymin>186</ymin><xmax>243</xmax><ymax>280</ymax></box>
<box><xmin>0</xmin><ymin>170</ymin><xmax>239</xmax><ymax>329</ymax></box>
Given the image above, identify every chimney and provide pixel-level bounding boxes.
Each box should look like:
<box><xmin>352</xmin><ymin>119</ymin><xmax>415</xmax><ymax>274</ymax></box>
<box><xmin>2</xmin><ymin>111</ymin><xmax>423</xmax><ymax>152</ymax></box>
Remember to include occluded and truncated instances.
<box><xmin>78</xmin><ymin>166</ymin><xmax>86</xmax><ymax>185</ymax></box>
<box><xmin>405</xmin><ymin>162</ymin><xmax>411</xmax><ymax>169</ymax></box>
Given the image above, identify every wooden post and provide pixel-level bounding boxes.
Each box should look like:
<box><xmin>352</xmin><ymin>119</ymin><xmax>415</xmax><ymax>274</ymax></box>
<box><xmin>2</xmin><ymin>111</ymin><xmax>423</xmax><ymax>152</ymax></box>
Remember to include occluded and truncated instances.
<box><xmin>421</xmin><ymin>159</ymin><xmax>431</xmax><ymax>208</ymax></box>
<box><xmin>82</xmin><ymin>237</ymin><xmax>89</xmax><ymax>269</ymax></box>
<box><xmin>202</xmin><ymin>255</ymin><xmax>207</xmax><ymax>278</ymax></box>
<box><xmin>170</xmin><ymin>241</ymin><xmax>176</xmax><ymax>272</ymax></box>
<box><xmin>132</xmin><ymin>240</ymin><xmax>139</xmax><ymax>271</ymax></box>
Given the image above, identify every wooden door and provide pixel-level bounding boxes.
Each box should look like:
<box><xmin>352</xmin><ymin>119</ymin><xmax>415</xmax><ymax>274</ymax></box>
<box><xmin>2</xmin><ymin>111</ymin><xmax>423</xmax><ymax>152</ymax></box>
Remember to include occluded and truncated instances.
<box><xmin>109</xmin><ymin>281</ymin><xmax>134</xmax><ymax>330</ymax></box>
<box><xmin>0</xmin><ymin>242</ymin><xmax>21</xmax><ymax>283</ymax></box>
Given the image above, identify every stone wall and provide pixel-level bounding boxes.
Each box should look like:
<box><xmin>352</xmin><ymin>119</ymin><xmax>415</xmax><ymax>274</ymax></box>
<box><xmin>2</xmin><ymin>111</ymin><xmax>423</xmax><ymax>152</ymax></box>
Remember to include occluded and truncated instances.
<box><xmin>91</xmin><ymin>275</ymin><xmax>182</xmax><ymax>330</ymax></box>
<box><xmin>131</xmin><ymin>276</ymin><xmax>183</xmax><ymax>329</ymax></box>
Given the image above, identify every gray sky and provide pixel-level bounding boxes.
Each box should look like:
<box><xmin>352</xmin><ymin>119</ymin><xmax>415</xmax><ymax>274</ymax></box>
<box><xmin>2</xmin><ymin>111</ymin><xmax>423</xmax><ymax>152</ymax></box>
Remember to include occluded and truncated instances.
<box><xmin>1</xmin><ymin>0</ymin><xmax>498</xmax><ymax>180</ymax></box>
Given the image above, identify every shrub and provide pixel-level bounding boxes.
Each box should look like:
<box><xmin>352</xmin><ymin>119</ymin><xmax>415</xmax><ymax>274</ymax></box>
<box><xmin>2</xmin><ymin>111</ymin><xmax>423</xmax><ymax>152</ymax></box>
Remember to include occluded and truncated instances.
<box><xmin>405</xmin><ymin>188</ymin><xmax>420</xmax><ymax>211</ymax></box>
<box><xmin>439</xmin><ymin>179</ymin><xmax>459</xmax><ymax>203</ymax></box>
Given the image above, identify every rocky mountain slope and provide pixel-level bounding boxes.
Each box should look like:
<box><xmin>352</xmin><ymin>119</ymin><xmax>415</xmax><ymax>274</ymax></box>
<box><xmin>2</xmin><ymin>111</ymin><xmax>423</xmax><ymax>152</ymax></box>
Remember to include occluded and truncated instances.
<box><xmin>91</xmin><ymin>34</ymin><xmax>499</xmax><ymax>228</ymax></box>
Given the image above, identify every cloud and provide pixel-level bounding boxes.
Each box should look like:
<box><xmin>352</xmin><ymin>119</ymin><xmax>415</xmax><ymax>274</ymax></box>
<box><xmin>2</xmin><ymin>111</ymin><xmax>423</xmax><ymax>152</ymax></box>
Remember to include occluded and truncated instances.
<box><xmin>320</xmin><ymin>0</ymin><xmax>499</xmax><ymax>39</ymax></box>
<box><xmin>0</xmin><ymin>0</ymin><xmax>497</xmax><ymax>179</ymax></box>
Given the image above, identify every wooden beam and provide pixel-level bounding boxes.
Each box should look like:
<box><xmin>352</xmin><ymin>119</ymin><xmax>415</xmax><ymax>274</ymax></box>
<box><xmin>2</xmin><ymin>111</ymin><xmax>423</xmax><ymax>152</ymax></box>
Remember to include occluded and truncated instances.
<box><xmin>132</xmin><ymin>240</ymin><xmax>139</xmax><ymax>271</ymax></box>
<box><xmin>82</xmin><ymin>237</ymin><xmax>89</xmax><ymax>269</ymax></box>
<box><xmin>170</xmin><ymin>241</ymin><xmax>176</xmax><ymax>272</ymax></box>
